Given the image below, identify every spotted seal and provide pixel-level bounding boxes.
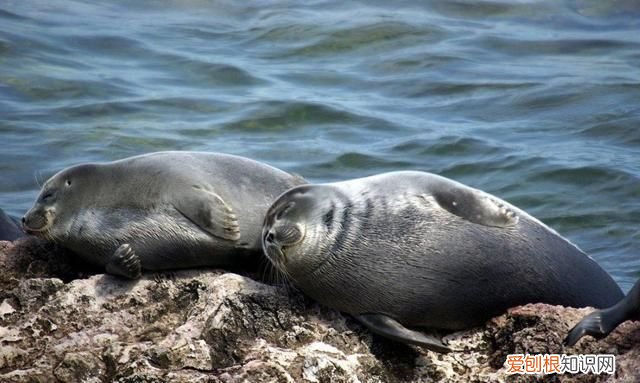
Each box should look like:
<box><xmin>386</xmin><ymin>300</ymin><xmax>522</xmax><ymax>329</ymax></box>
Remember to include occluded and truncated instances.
<box><xmin>262</xmin><ymin>171</ymin><xmax>623</xmax><ymax>352</ymax></box>
<box><xmin>23</xmin><ymin>151</ymin><xmax>305</xmax><ymax>279</ymax></box>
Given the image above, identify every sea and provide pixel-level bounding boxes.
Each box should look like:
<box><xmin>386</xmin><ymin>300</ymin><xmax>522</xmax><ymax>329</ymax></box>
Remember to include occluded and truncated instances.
<box><xmin>1</xmin><ymin>0</ymin><xmax>638</xmax><ymax>290</ymax></box>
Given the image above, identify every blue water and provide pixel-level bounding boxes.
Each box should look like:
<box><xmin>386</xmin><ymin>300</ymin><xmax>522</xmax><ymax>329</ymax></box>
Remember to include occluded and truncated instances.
<box><xmin>1</xmin><ymin>1</ymin><xmax>639</xmax><ymax>291</ymax></box>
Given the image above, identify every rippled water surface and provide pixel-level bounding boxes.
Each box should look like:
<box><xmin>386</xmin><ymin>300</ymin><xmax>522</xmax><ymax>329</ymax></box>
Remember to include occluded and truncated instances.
<box><xmin>1</xmin><ymin>0</ymin><xmax>639</xmax><ymax>290</ymax></box>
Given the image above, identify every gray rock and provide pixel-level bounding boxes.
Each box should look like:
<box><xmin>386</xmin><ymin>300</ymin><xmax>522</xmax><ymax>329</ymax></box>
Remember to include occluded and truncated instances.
<box><xmin>0</xmin><ymin>239</ymin><xmax>638</xmax><ymax>382</ymax></box>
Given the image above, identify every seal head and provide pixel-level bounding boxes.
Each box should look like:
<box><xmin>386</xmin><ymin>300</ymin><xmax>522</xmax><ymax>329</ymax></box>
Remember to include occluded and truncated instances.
<box><xmin>263</xmin><ymin>185</ymin><xmax>346</xmax><ymax>279</ymax></box>
<box><xmin>23</xmin><ymin>164</ymin><xmax>96</xmax><ymax>239</ymax></box>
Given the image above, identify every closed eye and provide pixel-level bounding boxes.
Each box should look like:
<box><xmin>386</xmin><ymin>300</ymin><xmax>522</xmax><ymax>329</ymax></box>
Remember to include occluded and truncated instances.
<box><xmin>41</xmin><ymin>191</ymin><xmax>54</xmax><ymax>202</ymax></box>
<box><xmin>276</xmin><ymin>202</ymin><xmax>295</xmax><ymax>219</ymax></box>
<box><xmin>322</xmin><ymin>208</ymin><xmax>335</xmax><ymax>229</ymax></box>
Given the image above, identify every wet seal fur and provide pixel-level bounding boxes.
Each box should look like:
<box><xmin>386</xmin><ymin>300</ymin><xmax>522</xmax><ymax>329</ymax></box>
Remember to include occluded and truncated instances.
<box><xmin>566</xmin><ymin>278</ymin><xmax>639</xmax><ymax>346</ymax></box>
<box><xmin>23</xmin><ymin>151</ymin><xmax>305</xmax><ymax>279</ymax></box>
<box><xmin>262</xmin><ymin>171</ymin><xmax>623</xmax><ymax>352</ymax></box>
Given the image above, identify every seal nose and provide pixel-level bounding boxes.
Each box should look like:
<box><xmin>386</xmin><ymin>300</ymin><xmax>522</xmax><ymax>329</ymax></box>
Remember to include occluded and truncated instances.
<box><xmin>21</xmin><ymin>216</ymin><xmax>26</xmax><ymax>226</ymax></box>
<box><xmin>265</xmin><ymin>231</ymin><xmax>275</xmax><ymax>243</ymax></box>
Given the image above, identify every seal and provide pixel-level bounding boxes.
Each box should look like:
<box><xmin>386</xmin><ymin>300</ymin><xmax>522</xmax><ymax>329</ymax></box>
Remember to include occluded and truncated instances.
<box><xmin>0</xmin><ymin>208</ymin><xmax>24</xmax><ymax>241</ymax></box>
<box><xmin>565</xmin><ymin>277</ymin><xmax>639</xmax><ymax>346</ymax></box>
<box><xmin>22</xmin><ymin>151</ymin><xmax>306</xmax><ymax>279</ymax></box>
<box><xmin>262</xmin><ymin>171</ymin><xmax>623</xmax><ymax>352</ymax></box>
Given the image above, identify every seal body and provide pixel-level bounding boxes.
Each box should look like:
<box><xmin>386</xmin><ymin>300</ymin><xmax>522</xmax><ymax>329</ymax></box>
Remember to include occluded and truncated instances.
<box><xmin>23</xmin><ymin>151</ymin><xmax>305</xmax><ymax>278</ymax></box>
<box><xmin>263</xmin><ymin>171</ymin><xmax>623</xmax><ymax>351</ymax></box>
<box><xmin>0</xmin><ymin>208</ymin><xmax>24</xmax><ymax>241</ymax></box>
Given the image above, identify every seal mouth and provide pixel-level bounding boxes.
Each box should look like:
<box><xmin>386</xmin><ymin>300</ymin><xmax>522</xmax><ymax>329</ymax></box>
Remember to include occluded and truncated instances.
<box><xmin>263</xmin><ymin>240</ymin><xmax>295</xmax><ymax>284</ymax></box>
<box><xmin>22</xmin><ymin>212</ymin><xmax>53</xmax><ymax>236</ymax></box>
<box><xmin>22</xmin><ymin>222</ymin><xmax>52</xmax><ymax>236</ymax></box>
<box><xmin>263</xmin><ymin>224</ymin><xmax>304</xmax><ymax>259</ymax></box>
<box><xmin>264</xmin><ymin>241</ymin><xmax>285</xmax><ymax>265</ymax></box>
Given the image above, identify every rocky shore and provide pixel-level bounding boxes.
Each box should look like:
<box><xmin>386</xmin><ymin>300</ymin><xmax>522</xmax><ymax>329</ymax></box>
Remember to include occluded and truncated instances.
<box><xmin>0</xmin><ymin>238</ymin><xmax>638</xmax><ymax>382</ymax></box>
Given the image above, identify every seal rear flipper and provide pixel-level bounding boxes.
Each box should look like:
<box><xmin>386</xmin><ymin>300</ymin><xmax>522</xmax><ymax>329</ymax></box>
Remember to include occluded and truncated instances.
<box><xmin>564</xmin><ymin>309</ymin><xmax>609</xmax><ymax>346</ymax></box>
<box><xmin>428</xmin><ymin>184</ymin><xmax>518</xmax><ymax>228</ymax></box>
<box><xmin>354</xmin><ymin>313</ymin><xmax>451</xmax><ymax>353</ymax></box>
<box><xmin>106</xmin><ymin>243</ymin><xmax>142</xmax><ymax>279</ymax></box>
<box><xmin>173</xmin><ymin>185</ymin><xmax>240</xmax><ymax>241</ymax></box>
<box><xmin>566</xmin><ymin>279</ymin><xmax>640</xmax><ymax>346</ymax></box>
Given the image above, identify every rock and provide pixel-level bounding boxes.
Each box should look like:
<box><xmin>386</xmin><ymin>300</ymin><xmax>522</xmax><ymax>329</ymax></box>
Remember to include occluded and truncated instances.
<box><xmin>0</xmin><ymin>239</ymin><xmax>638</xmax><ymax>382</ymax></box>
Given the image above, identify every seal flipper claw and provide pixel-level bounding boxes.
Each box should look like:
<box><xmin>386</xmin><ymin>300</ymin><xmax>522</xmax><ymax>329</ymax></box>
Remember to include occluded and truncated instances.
<box><xmin>355</xmin><ymin>313</ymin><xmax>451</xmax><ymax>353</ymax></box>
<box><xmin>173</xmin><ymin>185</ymin><xmax>241</xmax><ymax>241</ymax></box>
<box><xmin>430</xmin><ymin>184</ymin><xmax>518</xmax><ymax>228</ymax></box>
<box><xmin>106</xmin><ymin>243</ymin><xmax>142</xmax><ymax>279</ymax></box>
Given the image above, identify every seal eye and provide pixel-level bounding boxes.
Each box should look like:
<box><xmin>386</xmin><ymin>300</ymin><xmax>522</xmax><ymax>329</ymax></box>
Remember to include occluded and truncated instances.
<box><xmin>41</xmin><ymin>191</ymin><xmax>54</xmax><ymax>203</ymax></box>
<box><xmin>65</xmin><ymin>179</ymin><xmax>72</xmax><ymax>187</ymax></box>
<box><xmin>322</xmin><ymin>208</ymin><xmax>335</xmax><ymax>229</ymax></box>
<box><xmin>276</xmin><ymin>202</ymin><xmax>294</xmax><ymax>220</ymax></box>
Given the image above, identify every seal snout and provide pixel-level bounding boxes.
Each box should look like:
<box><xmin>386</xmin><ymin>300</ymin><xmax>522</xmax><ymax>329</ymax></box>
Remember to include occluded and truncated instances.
<box><xmin>264</xmin><ymin>221</ymin><xmax>304</xmax><ymax>247</ymax></box>
<box><xmin>262</xmin><ymin>228</ymin><xmax>278</xmax><ymax>252</ymax></box>
<box><xmin>21</xmin><ymin>208</ymin><xmax>53</xmax><ymax>234</ymax></box>
<box><xmin>265</xmin><ymin>231</ymin><xmax>275</xmax><ymax>243</ymax></box>
<box><xmin>262</xmin><ymin>226</ymin><xmax>286</xmax><ymax>268</ymax></box>
<box><xmin>262</xmin><ymin>216</ymin><xmax>305</xmax><ymax>267</ymax></box>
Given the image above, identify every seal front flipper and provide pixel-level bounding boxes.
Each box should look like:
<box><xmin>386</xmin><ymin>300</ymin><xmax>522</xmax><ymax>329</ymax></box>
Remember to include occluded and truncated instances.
<box><xmin>429</xmin><ymin>183</ymin><xmax>518</xmax><ymax>228</ymax></box>
<box><xmin>106</xmin><ymin>243</ymin><xmax>142</xmax><ymax>279</ymax></box>
<box><xmin>354</xmin><ymin>313</ymin><xmax>451</xmax><ymax>353</ymax></box>
<box><xmin>173</xmin><ymin>185</ymin><xmax>240</xmax><ymax>241</ymax></box>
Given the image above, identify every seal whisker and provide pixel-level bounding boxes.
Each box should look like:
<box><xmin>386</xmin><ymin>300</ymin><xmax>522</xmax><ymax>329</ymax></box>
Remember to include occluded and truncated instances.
<box><xmin>34</xmin><ymin>171</ymin><xmax>42</xmax><ymax>188</ymax></box>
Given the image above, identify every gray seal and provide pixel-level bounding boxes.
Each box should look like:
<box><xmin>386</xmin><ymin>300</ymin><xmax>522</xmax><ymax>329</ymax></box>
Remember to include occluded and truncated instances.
<box><xmin>565</xmin><ymin>278</ymin><xmax>639</xmax><ymax>346</ymax></box>
<box><xmin>23</xmin><ymin>151</ymin><xmax>305</xmax><ymax>279</ymax></box>
<box><xmin>0</xmin><ymin>208</ymin><xmax>24</xmax><ymax>241</ymax></box>
<box><xmin>262</xmin><ymin>171</ymin><xmax>623</xmax><ymax>352</ymax></box>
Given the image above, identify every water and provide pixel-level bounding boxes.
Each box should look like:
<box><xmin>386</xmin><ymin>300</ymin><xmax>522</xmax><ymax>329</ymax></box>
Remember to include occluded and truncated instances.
<box><xmin>1</xmin><ymin>0</ymin><xmax>639</xmax><ymax>291</ymax></box>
